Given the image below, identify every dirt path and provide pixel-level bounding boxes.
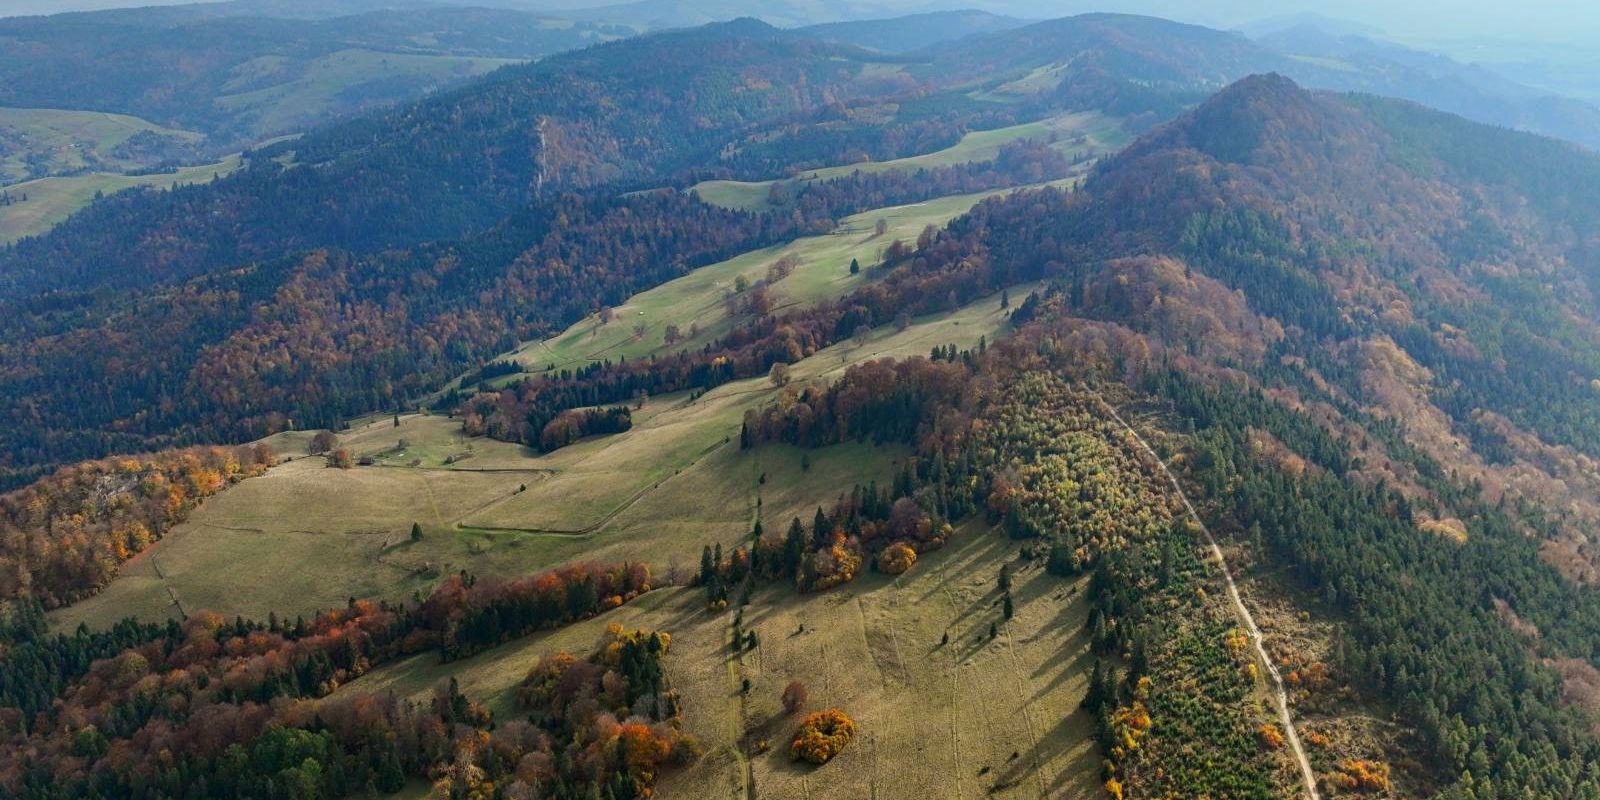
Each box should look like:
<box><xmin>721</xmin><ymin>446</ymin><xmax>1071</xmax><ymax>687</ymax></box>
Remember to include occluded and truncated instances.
<box><xmin>724</xmin><ymin>650</ymin><xmax>755</xmax><ymax>800</ymax></box>
<box><xmin>937</xmin><ymin>564</ymin><xmax>966</xmax><ymax>799</ymax></box>
<box><xmin>1000</xmin><ymin>619</ymin><xmax>1050</xmax><ymax>796</ymax></box>
<box><xmin>147</xmin><ymin>554</ymin><xmax>188</xmax><ymax>620</ymax></box>
<box><xmin>461</xmin><ymin>438</ymin><xmax>732</xmax><ymax>536</ymax></box>
<box><xmin>1096</xmin><ymin>397</ymin><xmax>1322</xmax><ymax>800</ymax></box>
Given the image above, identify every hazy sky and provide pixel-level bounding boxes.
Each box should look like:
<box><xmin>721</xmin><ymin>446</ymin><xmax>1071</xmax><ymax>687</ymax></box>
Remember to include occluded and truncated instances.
<box><xmin>1</xmin><ymin>0</ymin><xmax>1596</xmax><ymax>42</ymax></box>
<box><xmin>992</xmin><ymin>0</ymin><xmax>1599</xmax><ymax>41</ymax></box>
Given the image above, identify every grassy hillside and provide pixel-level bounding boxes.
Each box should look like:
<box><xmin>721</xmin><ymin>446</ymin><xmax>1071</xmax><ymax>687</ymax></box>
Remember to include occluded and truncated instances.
<box><xmin>331</xmin><ymin>528</ymin><xmax>1102</xmax><ymax>800</ymax></box>
<box><xmin>496</xmin><ymin>186</ymin><xmax>1038</xmax><ymax>382</ymax></box>
<box><xmin>690</xmin><ymin>111</ymin><xmax>1123</xmax><ymax>212</ymax></box>
<box><xmin>0</xmin><ymin>107</ymin><xmax>203</xmax><ymax>185</ymax></box>
<box><xmin>0</xmin><ymin>154</ymin><xmax>241</xmax><ymax>244</ymax></box>
<box><xmin>54</xmin><ymin>277</ymin><xmax>1021</xmax><ymax>630</ymax></box>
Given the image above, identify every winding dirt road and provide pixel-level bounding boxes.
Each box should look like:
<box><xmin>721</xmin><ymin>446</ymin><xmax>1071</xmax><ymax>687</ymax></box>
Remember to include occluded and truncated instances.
<box><xmin>1096</xmin><ymin>397</ymin><xmax>1322</xmax><ymax>800</ymax></box>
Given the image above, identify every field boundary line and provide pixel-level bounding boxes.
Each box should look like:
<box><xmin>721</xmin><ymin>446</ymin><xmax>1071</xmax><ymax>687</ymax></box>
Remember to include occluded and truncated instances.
<box><xmin>460</xmin><ymin>438</ymin><xmax>732</xmax><ymax>535</ymax></box>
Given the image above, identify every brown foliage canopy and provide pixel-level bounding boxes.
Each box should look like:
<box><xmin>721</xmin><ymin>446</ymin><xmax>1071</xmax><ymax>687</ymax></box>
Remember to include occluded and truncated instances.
<box><xmin>0</xmin><ymin>444</ymin><xmax>274</xmax><ymax>607</ymax></box>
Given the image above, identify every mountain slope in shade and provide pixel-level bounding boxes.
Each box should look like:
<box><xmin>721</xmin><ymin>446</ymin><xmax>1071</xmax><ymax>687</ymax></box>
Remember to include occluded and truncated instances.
<box><xmin>800</xmin><ymin>9</ymin><xmax>1027</xmax><ymax>52</ymax></box>
<box><xmin>9</xmin><ymin>14</ymin><xmax>1279</xmax><ymax>302</ymax></box>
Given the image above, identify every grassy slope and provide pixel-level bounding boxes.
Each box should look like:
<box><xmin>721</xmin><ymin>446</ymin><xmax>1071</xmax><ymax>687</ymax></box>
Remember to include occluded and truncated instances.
<box><xmin>51</xmin><ymin>107</ymin><xmax>1083</xmax><ymax>628</ymax></box>
<box><xmin>0</xmin><ymin>154</ymin><xmax>241</xmax><ymax>244</ymax></box>
<box><xmin>500</xmin><ymin>189</ymin><xmax>1015</xmax><ymax>380</ymax></box>
<box><xmin>691</xmin><ymin>110</ymin><xmax>1124</xmax><ymax>212</ymax></box>
<box><xmin>53</xmin><ymin>281</ymin><xmax>1027</xmax><ymax>631</ymax></box>
<box><xmin>0</xmin><ymin>106</ymin><xmax>203</xmax><ymax>184</ymax></box>
<box><xmin>331</xmin><ymin>521</ymin><xmax>1101</xmax><ymax>800</ymax></box>
<box><xmin>470</xmin><ymin>178</ymin><xmax>1075</xmax><ymax>403</ymax></box>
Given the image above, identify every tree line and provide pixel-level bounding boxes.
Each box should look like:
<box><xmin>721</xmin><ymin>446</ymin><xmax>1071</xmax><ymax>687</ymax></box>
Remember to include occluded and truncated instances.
<box><xmin>0</xmin><ymin>560</ymin><xmax>669</xmax><ymax>799</ymax></box>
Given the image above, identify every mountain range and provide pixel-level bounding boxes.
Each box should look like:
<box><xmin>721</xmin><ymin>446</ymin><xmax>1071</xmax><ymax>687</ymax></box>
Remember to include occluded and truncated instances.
<box><xmin>10</xmin><ymin>10</ymin><xmax>1600</xmax><ymax>488</ymax></box>
<box><xmin>5</xmin><ymin>6</ymin><xmax>1600</xmax><ymax>800</ymax></box>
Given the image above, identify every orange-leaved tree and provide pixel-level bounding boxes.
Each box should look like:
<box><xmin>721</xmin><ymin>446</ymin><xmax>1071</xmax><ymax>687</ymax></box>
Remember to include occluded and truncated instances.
<box><xmin>790</xmin><ymin>708</ymin><xmax>855</xmax><ymax>764</ymax></box>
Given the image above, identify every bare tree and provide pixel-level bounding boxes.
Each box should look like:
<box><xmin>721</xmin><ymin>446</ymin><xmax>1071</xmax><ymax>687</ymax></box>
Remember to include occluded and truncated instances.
<box><xmin>309</xmin><ymin>430</ymin><xmax>338</xmax><ymax>455</ymax></box>
<box><xmin>781</xmin><ymin>680</ymin><xmax>808</xmax><ymax>714</ymax></box>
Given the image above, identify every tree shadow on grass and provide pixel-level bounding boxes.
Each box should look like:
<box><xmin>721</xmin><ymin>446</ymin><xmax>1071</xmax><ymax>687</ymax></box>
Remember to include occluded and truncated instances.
<box><xmin>989</xmin><ymin>709</ymin><xmax>1100</xmax><ymax>798</ymax></box>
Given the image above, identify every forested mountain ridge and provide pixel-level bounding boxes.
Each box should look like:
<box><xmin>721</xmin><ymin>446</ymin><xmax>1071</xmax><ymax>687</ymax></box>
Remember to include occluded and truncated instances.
<box><xmin>0</xmin><ymin>4</ymin><xmax>629</xmax><ymax>144</ymax></box>
<box><xmin>0</xmin><ymin>13</ymin><xmax>1284</xmax><ymax>488</ymax></box>
<box><xmin>13</xmin><ymin>11</ymin><xmax>1600</xmax><ymax>303</ymax></box>
<box><xmin>0</xmin><ymin>19</ymin><xmax>894</xmax><ymax>299</ymax></box>
<box><xmin>960</xmin><ymin>74</ymin><xmax>1600</xmax><ymax>556</ymax></box>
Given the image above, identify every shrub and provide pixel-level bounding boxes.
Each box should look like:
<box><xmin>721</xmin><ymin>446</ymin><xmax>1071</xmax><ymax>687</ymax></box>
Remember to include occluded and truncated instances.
<box><xmin>1334</xmin><ymin>759</ymin><xmax>1391</xmax><ymax>792</ymax></box>
<box><xmin>309</xmin><ymin>430</ymin><xmax>338</xmax><ymax>454</ymax></box>
<box><xmin>1256</xmin><ymin>723</ymin><xmax>1284</xmax><ymax>751</ymax></box>
<box><xmin>875</xmin><ymin>541</ymin><xmax>917</xmax><ymax>575</ymax></box>
<box><xmin>790</xmin><ymin>708</ymin><xmax>856</xmax><ymax>764</ymax></box>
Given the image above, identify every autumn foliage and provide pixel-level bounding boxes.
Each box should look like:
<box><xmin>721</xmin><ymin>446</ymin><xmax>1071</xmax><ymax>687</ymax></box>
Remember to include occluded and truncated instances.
<box><xmin>507</xmin><ymin>625</ymin><xmax>697</xmax><ymax>798</ymax></box>
<box><xmin>0</xmin><ymin>444</ymin><xmax>274</xmax><ymax>607</ymax></box>
<box><xmin>790</xmin><ymin>708</ymin><xmax>856</xmax><ymax>764</ymax></box>
<box><xmin>0</xmin><ymin>560</ymin><xmax>663</xmax><ymax>800</ymax></box>
<box><xmin>1333</xmin><ymin>759</ymin><xmax>1392</xmax><ymax>792</ymax></box>
<box><xmin>875</xmin><ymin>541</ymin><xmax>917</xmax><ymax>575</ymax></box>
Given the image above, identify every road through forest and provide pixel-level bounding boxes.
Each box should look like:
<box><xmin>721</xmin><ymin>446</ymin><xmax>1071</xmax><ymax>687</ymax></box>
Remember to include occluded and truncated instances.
<box><xmin>1096</xmin><ymin>397</ymin><xmax>1322</xmax><ymax>800</ymax></box>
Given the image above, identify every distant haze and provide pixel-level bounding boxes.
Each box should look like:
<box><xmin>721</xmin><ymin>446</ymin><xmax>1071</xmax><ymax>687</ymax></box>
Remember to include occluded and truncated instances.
<box><xmin>989</xmin><ymin>0</ymin><xmax>1596</xmax><ymax>42</ymax></box>
<box><xmin>1</xmin><ymin>0</ymin><xmax>1596</xmax><ymax>44</ymax></box>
